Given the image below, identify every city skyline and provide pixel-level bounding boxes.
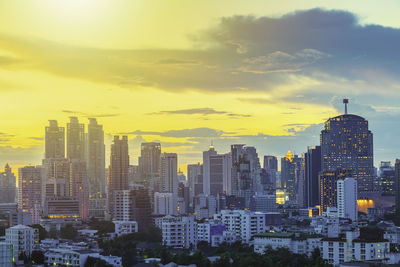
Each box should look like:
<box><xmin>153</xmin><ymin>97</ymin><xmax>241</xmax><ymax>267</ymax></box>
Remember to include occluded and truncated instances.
<box><xmin>2</xmin><ymin>2</ymin><xmax>400</xmax><ymax>170</ymax></box>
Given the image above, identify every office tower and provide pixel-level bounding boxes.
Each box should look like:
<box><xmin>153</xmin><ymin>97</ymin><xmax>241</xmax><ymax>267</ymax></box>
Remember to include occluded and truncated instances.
<box><xmin>45</xmin><ymin>120</ymin><xmax>65</xmax><ymax>159</ymax></box>
<box><xmin>203</xmin><ymin>146</ymin><xmax>232</xmax><ymax>196</ymax></box>
<box><xmin>187</xmin><ymin>163</ymin><xmax>202</xmax><ymax>201</ymax></box>
<box><xmin>138</xmin><ymin>142</ymin><xmax>161</xmax><ymax>190</ymax></box>
<box><xmin>67</xmin><ymin>117</ymin><xmax>85</xmax><ymax>161</ymax></box>
<box><xmin>304</xmin><ymin>146</ymin><xmax>321</xmax><ymax>207</ymax></box>
<box><xmin>281</xmin><ymin>150</ymin><xmax>302</xmax><ymax>202</ymax></box>
<box><xmin>319</xmin><ymin>168</ymin><xmax>351</xmax><ymax>212</ymax></box>
<box><xmin>70</xmin><ymin>159</ymin><xmax>89</xmax><ymax>219</ymax></box>
<box><xmin>379</xmin><ymin>161</ymin><xmax>395</xmax><ymax>195</ymax></box>
<box><xmin>0</xmin><ymin>164</ymin><xmax>16</xmax><ymax>203</ymax></box>
<box><xmin>42</xmin><ymin>158</ymin><xmax>70</xmax><ymax>199</ymax></box>
<box><xmin>263</xmin><ymin>155</ymin><xmax>278</xmax><ymax>190</ymax></box>
<box><xmin>130</xmin><ymin>188</ymin><xmax>152</xmax><ymax>231</ymax></box>
<box><xmin>87</xmin><ymin>118</ymin><xmax>106</xmax><ymax>197</ymax></box>
<box><xmin>231</xmin><ymin>145</ymin><xmax>260</xmax><ymax>208</ymax></box>
<box><xmin>321</xmin><ymin>101</ymin><xmax>374</xmax><ymax>192</ymax></box>
<box><xmin>395</xmin><ymin>159</ymin><xmax>400</xmax><ymax>217</ymax></box>
<box><xmin>337</xmin><ymin>178</ymin><xmax>358</xmax><ymax>221</ymax></box>
<box><xmin>160</xmin><ymin>153</ymin><xmax>178</xmax><ymax>196</ymax></box>
<box><xmin>263</xmin><ymin>156</ymin><xmax>278</xmax><ymax>171</ymax></box>
<box><xmin>108</xmin><ymin>136</ymin><xmax>129</xmax><ymax>216</ymax></box>
<box><xmin>18</xmin><ymin>166</ymin><xmax>42</xmax><ymax>224</ymax></box>
<box><xmin>154</xmin><ymin>192</ymin><xmax>177</xmax><ymax>215</ymax></box>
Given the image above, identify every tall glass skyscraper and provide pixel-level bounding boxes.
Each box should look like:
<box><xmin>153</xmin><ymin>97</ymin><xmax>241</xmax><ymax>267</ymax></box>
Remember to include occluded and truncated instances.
<box><xmin>321</xmin><ymin>114</ymin><xmax>374</xmax><ymax>192</ymax></box>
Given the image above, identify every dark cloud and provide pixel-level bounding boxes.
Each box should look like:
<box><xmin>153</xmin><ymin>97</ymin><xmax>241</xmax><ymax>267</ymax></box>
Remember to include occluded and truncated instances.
<box><xmin>150</xmin><ymin>107</ymin><xmax>251</xmax><ymax>118</ymax></box>
<box><xmin>121</xmin><ymin>128</ymin><xmax>229</xmax><ymax>138</ymax></box>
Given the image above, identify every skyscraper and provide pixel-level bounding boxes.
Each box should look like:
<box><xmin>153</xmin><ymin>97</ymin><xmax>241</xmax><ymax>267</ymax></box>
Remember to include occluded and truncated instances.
<box><xmin>108</xmin><ymin>136</ymin><xmax>129</xmax><ymax>216</ymax></box>
<box><xmin>379</xmin><ymin>161</ymin><xmax>395</xmax><ymax>195</ymax></box>
<box><xmin>319</xmin><ymin>168</ymin><xmax>351</xmax><ymax>212</ymax></box>
<box><xmin>231</xmin><ymin>145</ymin><xmax>260</xmax><ymax>208</ymax></box>
<box><xmin>160</xmin><ymin>153</ymin><xmax>178</xmax><ymax>196</ymax></box>
<box><xmin>18</xmin><ymin>166</ymin><xmax>42</xmax><ymax>224</ymax></box>
<box><xmin>187</xmin><ymin>163</ymin><xmax>202</xmax><ymax>201</ymax></box>
<box><xmin>138</xmin><ymin>142</ymin><xmax>161</xmax><ymax>191</ymax></box>
<box><xmin>0</xmin><ymin>164</ymin><xmax>16</xmax><ymax>203</ymax></box>
<box><xmin>87</xmin><ymin>118</ymin><xmax>106</xmax><ymax>197</ymax></box>
<box><xmin>281</xmin><ymin>150</ymin><xmax>302</xmax><ymax>202</ymax></box>
<box><xmin>70</xmin><ymin>159</ymin><xmax>89</xmax><ymax>219</ymax></box>
<box><xmin>321</xmin><ymin>104</ymin><xmax>374</xmax><ymax>192</ymax></box>
<box><xmin>66</xmin><ymin>117</ymin><xmax>85</xmax><ymax>161</ymax></box>
<box><xmin>304</xmin><ymin>146</ymin><xmax>321</xmax><ymax>208</ymax></box>
<box><xmin>263</xmin><ymin>156</ymin><xmax>278</xmax><ymax>171</ymax></box>
<box><xmin>337</xmin><ymin>178</ymin><xmax>357</xmax><ymax>221</ymax></box>
<box><xmin>203</xmin><ymin>146</ymin><xmax>231</xmax><ymax>197</ymax></box>
<box><xmin>45</xmin><ymin>120</ymin><xmax>65</xmax><ymax>159</ymax></box>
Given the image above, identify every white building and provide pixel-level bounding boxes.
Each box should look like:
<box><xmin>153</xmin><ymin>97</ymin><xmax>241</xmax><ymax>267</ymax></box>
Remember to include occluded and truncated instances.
<box><xmin>253</xmin><ymin>232</ymin><xmax>322</xmax><ymax>257</ymax></box>
<box><xmin>113</xmin><ymin>190</ymin><xmax>132</xmax><ymax>221</ymax></box>
<box><xmin>213</xmin><ymin>210</ymin><xmax>267</xmax><ymax>243</ymax></box>
<box><xmin>161</xmin><ymin>215</ymin><xmax>197</xmax><ymax>249</ymax></box>
<box><xmin>321</xmin><ymin>231</ymin><xmax>389</xmax><ymax>265</ymax></box>
<box><xmin>154</xmin><ymin>192</ymin><xmax>177</xmax><ymax>215</ymax></box>
<box><xmin>337</xmin><ymin>178</ymin><xmax>357</xmax><ymax>221</ymax></box>
<box><xmin>114</xmin><ymin>220</ymin><xmax>138</xmax><ymax>236</ymax></box>
<box><xmin>5</xmin><ymin>224</ymin><xmax>39</xmax><ymax>259</ymax></box>
<box><xmin>197</xmin><ymin>219</ymin><xmax>226</xmax><ymax>244</ymax></box>
<box><xmin>0</xmin><ymin>242</ymin><xmax>13</xmax><ymax>267</ymax></box>
<box><xmin>45</xmin><ymin>248</ymin><xmax>122</xmax><ymax>267</ymax></box>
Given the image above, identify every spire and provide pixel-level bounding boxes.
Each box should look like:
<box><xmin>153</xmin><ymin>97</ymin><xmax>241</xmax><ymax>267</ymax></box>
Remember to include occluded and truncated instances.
<box><xmin>343</xmin><ymin>98</ymin><xmax>349</xmax><ymax>115</ymax></box>
<box><xmin>285</xmin><ymin>150</ymin><xmax>294</xmax><ymax>162</ymax></box>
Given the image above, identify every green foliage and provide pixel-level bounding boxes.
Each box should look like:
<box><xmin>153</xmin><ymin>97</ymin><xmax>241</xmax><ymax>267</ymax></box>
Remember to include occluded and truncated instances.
<box><xmin>88</xmin><ymin>218</ymin><xmax>115</xmax><ymax>235</ymax></box>
<box><xmin>359</xmin><ymin>226</ymin><xmax>384</xmax><ymax>241</ymax></box>
<box><xmin>31</xmin><ymin>224</ymin><xmax>47</xmax><ymax>240</ymax></box>
<box><xmin>60</xmin><ymin>224</ymin><xmax>78</xmax><ymax>240</ymax></box>
<box><xmin>84</xmin><ymin>256</ymin><xmax>113</xmax><ymax>267</ymax></box>
<box><xmin>31</xmin><ymin>250</ymin><xmax>45</xmax><ymax>264</ymax></box>
<box><xmin>99</xmin><ymin>233</ymin><xmax>138</xmax><ymax>266</ymax></box>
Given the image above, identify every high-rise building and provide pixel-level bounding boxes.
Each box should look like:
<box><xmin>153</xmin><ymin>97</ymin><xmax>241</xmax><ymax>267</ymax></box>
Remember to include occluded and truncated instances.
<box><xmin>395</xmin><ymin>159</ymin><xmax>400</xmax><ymax>217</ymax></box>
<box><xmin>263</xmin><ymin>156</ymin><xmax>278</xmax><ymax>171</ymax></box>
<box><xmin>231</xmin><ymin>145</ymin><xmax>260</xmax><ymax>208</ymax></box>
<box><xmin>319</xmin><ymin>168</ymin><xmax>351</xmax><ymax>212</ymax></box>
<box><xmin>281</xmin><ymin>150</ymin><xmax>302</xmax><ymax>202</ymax></box>
<box><xmin>108</xmin><ymin>136</ymin><xmax>129</xmax><ymax>217</ymax></box>
<box><xmin>18</xmin><ymin>166</ymin><xmax>42</xmax><ymax>224</ymax></box>
<box><xmin>0</xmin><ymin>164</ymin><xmax>16</xmax><ymax>203</ymax></box>
<box><xmin>70</xmin><ymin>159</ymin><xmax>89</xmax><ymax>219</ymax></box>
<box><xmin>160</xmin><ymin>153</ymin><xmax>178</xmax><ymax>196</ymax></box>
<box><xmin>42</xmin><ymin>158</ymin><xmax>71</xmax><ymax>200</ymax></box>
<box><xmin>66</xmin><ymin>117</ymin><xmax>85</xmax><ymax>161</ymax></box>
<box><xmin>45</xmin><ymin>120</ymin><xmax>65</xmax><ymax>159</ymax></box>
<box><xmin>203</xmin><ymin>147</ymin><xmax>231</xmax><ymax>197</ymax></box>
<box><xmin>154</xmin><ymin>192</ymin><xmax>177</xmax><ymax>215</ymax></box>
<box><xmin>321</xmin><ymin>103</ymin><xmax>374</xmax><ymax>192</ymax></box>
<box><xmin>86</xmin><ymin>118</ymin><xmax>106</xmax><ymax>197</ymax></box>
<box><xmin>303</xmin><ymin>146</ymin><xmax>321</xmax><ymax>208</ymax></box>
<box><xmin>379</xmin><ymin>161</ymin><xmax>395</xmax><ymax>196</ymax></box>
<box><xmin>187</xmin><ymin>163</ymin><xmax>202</xmax><ymax>201</ymax></box>
<box><xmin>130</xmin><ymin>187</ymin><xmax>152</xmax><ymax>231</ymax></box>
<box><xmin>337</xmin><ymin>178</ymin><xmax>358</xmax><ymax>221</ymax></box>
<box><xmin>138</xmin><ymin>142</ymin><xmax>161</xmax><ymax>190</ymax></box>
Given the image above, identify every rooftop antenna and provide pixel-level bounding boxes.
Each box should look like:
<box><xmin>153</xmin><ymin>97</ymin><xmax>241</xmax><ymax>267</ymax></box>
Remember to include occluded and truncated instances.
<box><xmin>343</xmin><ymin>98</ymin><xmax>349</xmax><ymax>114</ymax></box>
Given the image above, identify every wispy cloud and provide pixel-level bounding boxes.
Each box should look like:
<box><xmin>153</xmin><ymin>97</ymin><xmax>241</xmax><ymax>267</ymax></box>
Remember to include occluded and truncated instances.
<box><xmin>149</xmin><ymin>107</ymin><xmax>251</xmax><ymax>118</ymax></box>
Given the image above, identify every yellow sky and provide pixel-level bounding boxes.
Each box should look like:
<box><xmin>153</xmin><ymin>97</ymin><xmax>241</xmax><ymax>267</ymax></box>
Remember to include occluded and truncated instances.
<box><xmin>1</xmin><ymin>0</ymin><xmax>398</xmax><ymax>169</ymax></box>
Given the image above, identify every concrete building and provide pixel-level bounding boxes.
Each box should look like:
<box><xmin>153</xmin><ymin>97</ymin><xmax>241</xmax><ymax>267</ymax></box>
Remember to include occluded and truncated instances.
<box><xmin>337</xmin><ymin>178</ymin><xmax>358</xmax><ymax>221</ymax></box>
<box><xmin>5</xmin><ymin>225</ymin><xmax>39</xmax><ymax>260</ymax></box>
<box><xmin>0</xmin><ymin>164</ymin><xmax>16</xmax><ymax>204</ymax></box>
<box><xmin>18</xmin><ymin>166</ymin><xmax>42</xmax><ymax>224</ymax></box>
<box><xmin>108</xmin><ymin>136</ymin><xmax>129</xmax><ymax>217</ymax></box>
<box><xmin>160</xmin><ymin>153</ymin><xmax>178</xmax><ymax>196</ymax></box>
<box><xmin>203</xmin><ymin>146</ymin><xmax>232</xmax><ymax>196</ymax></box>
<box><xmin>187</xmin><ymin>163</ymin><xmax>203</xmax><ymax>201</ymax></box>
<box><xmin>0</xmin><ymin>242</ymin><xmax>13</xmax><ymax>267</ymax></box>
<box><xmin>160</xmin><ymin>215</ymin><xmax>197</xmax><ymax>249</ymax></box>
<box><xmin>45</xmin><ymin>120</ymin><xmax>65</xmax><ymax>159</ymax></box>
<box><xmin>138</xmin><ymin>142</ymin><xmax>161</xmax><ymax>191</ymax></box>
<box><xmin>154</xmin><ymin>192</ymin><xmax>177</xmax><ymax>216</ymax></box>
<box><xmin>113</xmin><ymin>221</ymin><xmax>138</xmax><ymax>236</ymax></box>
<box><xmin>213</xmin><ymin>210</ymin><xmax>267</xmax><ymax>243</ymax></box>
<box><xmin>67</xmin><ymin>117</ymin><xmax>85</xmax><ymax>161</ymax></box>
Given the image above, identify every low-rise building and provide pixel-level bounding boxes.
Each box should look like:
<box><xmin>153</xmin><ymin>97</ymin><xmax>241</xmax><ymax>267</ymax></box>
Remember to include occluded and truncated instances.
<box><xmin>114</xmin><ymin>220</ymin><xmax>138</xmax><ymax>236</ymax></box>
<box><xmin>0</xmin><ymin>242</ymin><xmax>13</xmax><ymax>267</ymax></box>
<box><xmin>5</xmin><ymin>224</ymin><xmax>39</xmax><ymax>260</ymax></box>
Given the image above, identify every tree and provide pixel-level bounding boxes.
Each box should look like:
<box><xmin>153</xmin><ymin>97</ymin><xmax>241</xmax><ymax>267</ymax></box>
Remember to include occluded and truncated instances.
<box><xmin>84</xmin><ymin>256</ymin><xmax>113</xmax><ymax>267</ymax></box>
<box><xmin>31</xmin><ymin>224</ymin><xmax>47</xmax><ymax>240</ymax></box>
<box><xmin>31</xmin><ymin>250</ymin><xmax>45</xmax><ymax>264</ymax></box>
<box><xmin>60</xmin><ymin>224</ymin><xmax>78</xmax><ymax>240</ymax></box>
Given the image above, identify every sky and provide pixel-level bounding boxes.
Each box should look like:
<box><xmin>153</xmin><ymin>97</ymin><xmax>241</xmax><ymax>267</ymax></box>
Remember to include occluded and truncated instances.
<box><xmin>1</xmin><ymin>0</ymin><xmax>400</xmax><ymax>173</ymax></box>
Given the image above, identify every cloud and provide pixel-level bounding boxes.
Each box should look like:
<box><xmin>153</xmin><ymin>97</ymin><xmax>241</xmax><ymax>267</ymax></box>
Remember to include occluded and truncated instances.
<box><xmin>121</xmin><ymin>127</ymin><xmax>229</xmax><ymax>138</ymax></box>
<box><xmin>61</xmin><ymin>110</ymin><xmax>119</xmax><ymax>118</ymax></box>
<box><xmin>150</xmin><ymin>107</ymin><xmax>251</xmax><ymax>118</ymax></box>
